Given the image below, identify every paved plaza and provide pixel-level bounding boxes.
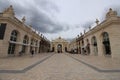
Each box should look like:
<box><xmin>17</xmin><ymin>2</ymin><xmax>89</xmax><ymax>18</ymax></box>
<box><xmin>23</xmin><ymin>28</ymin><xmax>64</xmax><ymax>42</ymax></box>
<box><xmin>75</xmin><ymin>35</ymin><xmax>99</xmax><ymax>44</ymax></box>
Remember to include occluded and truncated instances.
<box><xmin>0</xmin><ymin>53</ymin><xmax>120</xmax><ymax>80</ymax></box>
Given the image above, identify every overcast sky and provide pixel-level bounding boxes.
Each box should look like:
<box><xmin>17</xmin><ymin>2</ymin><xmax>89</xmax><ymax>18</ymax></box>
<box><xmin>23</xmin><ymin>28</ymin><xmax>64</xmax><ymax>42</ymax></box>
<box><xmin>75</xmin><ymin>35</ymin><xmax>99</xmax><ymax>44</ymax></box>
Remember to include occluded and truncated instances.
<box><xmin>0</xmin><ymin>0</ymin><xmax>120</xmax><ymax>41</ymax></box>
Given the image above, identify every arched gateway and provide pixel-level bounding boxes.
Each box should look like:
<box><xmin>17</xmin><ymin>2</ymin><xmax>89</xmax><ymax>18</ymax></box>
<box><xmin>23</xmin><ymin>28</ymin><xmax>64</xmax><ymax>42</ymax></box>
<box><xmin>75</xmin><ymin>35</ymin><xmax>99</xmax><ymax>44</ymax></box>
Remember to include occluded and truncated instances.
<box><xmin>57</xmin><ymin>44</ymin><xmax>62</xmax><ymax>53</ymax></box>
<box><xmin>50</xmin><ymin>37</ymin><xmax>69</xmax><ymax>53</ymax></box>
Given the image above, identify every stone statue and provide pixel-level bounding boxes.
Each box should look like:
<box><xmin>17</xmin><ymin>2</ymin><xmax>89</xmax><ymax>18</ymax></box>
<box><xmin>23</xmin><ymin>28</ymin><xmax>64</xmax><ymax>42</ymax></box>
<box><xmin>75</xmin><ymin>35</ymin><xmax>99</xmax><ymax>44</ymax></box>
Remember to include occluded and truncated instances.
<box><xmin>95</xmin><ymin>19</ymin><xmax>99</xmax><ymax>25</ymax></box>
<box><xmin>106</xmin><ymin>8</ymin><xmax>117</xmax><ymax>19</ymax></box>
<box><xmin>3</xmin><ymin>5</ymin><xmax>15</xmax><ymax>17</ymax></box>
<box><xmin>22</xmin><ymin>16</ymin><xmax>26</xmax><ymax>23</ymax></box>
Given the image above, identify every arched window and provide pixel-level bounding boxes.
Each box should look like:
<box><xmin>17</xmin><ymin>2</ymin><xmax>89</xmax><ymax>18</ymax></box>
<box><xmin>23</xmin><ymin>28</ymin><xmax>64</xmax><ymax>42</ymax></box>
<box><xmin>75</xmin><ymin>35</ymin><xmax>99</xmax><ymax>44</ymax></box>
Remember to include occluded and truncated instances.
<box><xmin>8</xmin><ymin>30</ymin><xmax>18</xmax><ymax>55</ymax></box>
<box><xmin>10</xmin><ymin>30</ymin><xmax>18</xmax><ymax>41</ymax></box>
<box><xmin>23</xmin><ymin>35</ymin><xmax>29</xmax><ymax>44</ymax></box>
<box><xmin>103</xmin><ymin>32</ymin><xmax>109</xmax><ymax>42</ymax></box>
<box><xmin>91</xmin><ymin>36</ymin><xmax>97</xmax><ymax>46</ymax></box>
<box><xmin>31</xmin><ymin>39</ymin><xmax>34</xmax><ymax>45</ymax></box>
<box><xmin>39</xmin><ymin>41</ymin><xmax>41</xmax><ymax>53</ymax></box>
<box><xmin>91</xmin><ymin>36</ymin><xmax>98</xmax><ymax>55</ymax></box>
<box><xmin>30</xmin><ymin>38</ymin><xmax>34</xmax><ymax>52</ymax></box>
<box><xmin>102</xmin><ymin>32</ymin><xmax>111</xmax><ymax>55</ymax></box>
<box><xmin>35</xmin><ymin>40</ymin><xmax>38</xmax><ymax>53</ymax></box>
<box><xmin>86</xmin><ymin>39</ymin><xmax>90</xmax><ymax>54</ymax></box>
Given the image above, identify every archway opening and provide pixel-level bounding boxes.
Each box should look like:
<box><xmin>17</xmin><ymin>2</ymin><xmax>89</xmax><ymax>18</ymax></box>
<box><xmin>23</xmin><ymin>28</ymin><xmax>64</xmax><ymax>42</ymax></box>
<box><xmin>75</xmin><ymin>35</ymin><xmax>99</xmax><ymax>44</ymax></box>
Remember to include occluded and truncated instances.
<box><xmin>57</xmin><ymin>44</ymin><xmax>62</xmax><ymax>53</ymax></box>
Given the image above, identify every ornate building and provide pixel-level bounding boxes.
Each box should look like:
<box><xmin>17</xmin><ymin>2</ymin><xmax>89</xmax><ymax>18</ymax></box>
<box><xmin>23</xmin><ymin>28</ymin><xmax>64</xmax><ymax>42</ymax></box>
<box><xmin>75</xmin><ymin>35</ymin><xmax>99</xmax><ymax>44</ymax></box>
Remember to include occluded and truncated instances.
<box><xmin>75</xmin><ymin>8</ymin><xmax>120</xmax><ymax>58</ymax></box>
<box><xmin>50</xmin><ymin>37</ymin><xmax>69</xmax><ymax>53</ymax></box>
<box><xmin>0</xmin><ymin>5</ymin><xmax>50</xmax><ymax>57</ymax></box>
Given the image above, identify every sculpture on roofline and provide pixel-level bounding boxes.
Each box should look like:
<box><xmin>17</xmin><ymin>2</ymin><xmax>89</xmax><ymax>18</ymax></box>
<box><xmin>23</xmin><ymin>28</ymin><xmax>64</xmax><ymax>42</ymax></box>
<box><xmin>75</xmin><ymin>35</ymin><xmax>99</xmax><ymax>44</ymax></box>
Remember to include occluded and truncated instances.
<box><xmin>106</xmin><ymin>8</ymin><xmax>117</xmax><ymax>19</ymax></box>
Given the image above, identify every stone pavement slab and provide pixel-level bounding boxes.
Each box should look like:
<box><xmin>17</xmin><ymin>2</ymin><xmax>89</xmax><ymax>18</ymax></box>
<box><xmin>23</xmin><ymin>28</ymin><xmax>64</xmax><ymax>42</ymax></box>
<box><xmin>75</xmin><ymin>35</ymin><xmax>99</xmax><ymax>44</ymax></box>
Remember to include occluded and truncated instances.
<box><xmin>68</xmin><ymin>54</ymin><xmax>120</xmax><ymax>70</ymax></box>
<box><xmin>0</xmin><ymin>53</ymin><xmax>53</xmax><ymax>70</ymax></box>
<box><xmin>0</xmin><ymin>53</ymin><xmax>120</xmax><ymax>80</ymax></box>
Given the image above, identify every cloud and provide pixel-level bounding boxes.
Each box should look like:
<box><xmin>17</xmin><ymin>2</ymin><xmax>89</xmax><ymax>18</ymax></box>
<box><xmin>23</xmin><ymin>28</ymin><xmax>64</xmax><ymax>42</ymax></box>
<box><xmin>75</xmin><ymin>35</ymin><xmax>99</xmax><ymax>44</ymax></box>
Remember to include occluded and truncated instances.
<box><xmin>0</xmin><ymin>0</ymin><xmax>65</xmax><ymax>33</ymax></box>
<box><xmin>34</xmin><ymin>0</ymin><xmax>60</xmax><ymax>13</ymax></box>
<box><xmin>65</xmin><ymin>38</ymin><xmax>73</xmax><ymax>42</ymax></box>
<box><xmin>0</xmin><ymin>0</ymin><xmax>10</xmax><ymax>11</ymax></box>
<box><xmin>82</xmin><ymin>21</ymin><xmax>94</xmax><ymax>29</ymax></box>
<box><xmin>111</xmin><ymin>5</ymin><xmax>120</xmax><ymax>16</ymax></box>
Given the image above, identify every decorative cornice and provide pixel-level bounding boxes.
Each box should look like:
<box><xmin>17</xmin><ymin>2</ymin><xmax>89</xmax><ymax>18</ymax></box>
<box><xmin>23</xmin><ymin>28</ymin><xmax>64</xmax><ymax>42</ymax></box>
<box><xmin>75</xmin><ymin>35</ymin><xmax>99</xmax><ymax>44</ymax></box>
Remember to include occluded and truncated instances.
<box><xmin>0</xmin><ymin>17</ymin><xmax>41</xmax><ymax>39</ymax></box>
<box><xmin>84</xmin><ymin>17</ymin><xmax>120</xmax><ymax>38</ymax></box>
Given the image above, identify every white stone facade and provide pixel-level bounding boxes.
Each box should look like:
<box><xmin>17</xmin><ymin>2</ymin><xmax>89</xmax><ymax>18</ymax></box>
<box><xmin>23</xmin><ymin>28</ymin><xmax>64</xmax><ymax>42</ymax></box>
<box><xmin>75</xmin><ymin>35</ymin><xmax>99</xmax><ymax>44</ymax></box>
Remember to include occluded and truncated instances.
<box><xmin>75</xmin><ymin>8</ymin><xmax>120</xmax><ymax>59</ymax></box>
<box><xmin>0</xmin><ymin>5</ymin><xmax>50</xmax><ymax>57</ymax></box>
<box><xmin>51</xmin><ymin>37</ymin><xmax>69</xmax><ymax>53</ymax></box>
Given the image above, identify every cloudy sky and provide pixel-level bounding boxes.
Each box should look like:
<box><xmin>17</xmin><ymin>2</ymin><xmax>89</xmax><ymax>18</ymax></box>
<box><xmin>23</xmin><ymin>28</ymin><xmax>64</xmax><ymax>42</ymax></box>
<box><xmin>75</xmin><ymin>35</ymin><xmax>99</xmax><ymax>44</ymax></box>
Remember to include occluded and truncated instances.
<box><xmin>0</xmin><ymin>0</ymin><xmax>120</xmax><ymax>41</ymax></box>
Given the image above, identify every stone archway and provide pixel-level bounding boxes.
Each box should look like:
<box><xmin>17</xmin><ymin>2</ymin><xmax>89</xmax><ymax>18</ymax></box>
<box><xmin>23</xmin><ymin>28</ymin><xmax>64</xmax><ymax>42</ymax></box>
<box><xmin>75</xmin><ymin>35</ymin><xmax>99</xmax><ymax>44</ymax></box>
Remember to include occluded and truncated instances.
<box><xmin>57</xmin><ymin>44</ymin><xmax>62</xmax><ymax>53</ymax></box>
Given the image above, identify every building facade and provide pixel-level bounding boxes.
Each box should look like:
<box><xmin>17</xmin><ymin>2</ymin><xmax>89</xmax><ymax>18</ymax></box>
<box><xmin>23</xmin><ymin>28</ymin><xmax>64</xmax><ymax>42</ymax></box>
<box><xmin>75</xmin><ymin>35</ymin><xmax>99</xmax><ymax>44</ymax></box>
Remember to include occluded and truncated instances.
<box><xmin>0</xmin><ymin>5</ymin><xmax>50</xmax><ymax>57</ymax></box>
<box><xmin>50</xmin><ymin>37</ymin><xmax>69</xmax><ymax>53</ymax></box>
<box><xmin>69</xmin><ymin>38</ymin><xmax>77</xmax><ymax>53</ymax></box>
<box><xmin>75</xmin><ymin>8</ymin><xmax>120</xmax><ymax>58</ymax></box>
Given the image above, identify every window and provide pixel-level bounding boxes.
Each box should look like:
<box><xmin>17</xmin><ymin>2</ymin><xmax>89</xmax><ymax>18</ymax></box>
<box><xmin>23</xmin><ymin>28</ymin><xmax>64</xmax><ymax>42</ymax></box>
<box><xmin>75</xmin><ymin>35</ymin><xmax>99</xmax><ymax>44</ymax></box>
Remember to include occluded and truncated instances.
<box><xmin>31</xmin><ymin>39</ymin><xmax>34</xmax><ymax>45</ymax></box>
<box><xmin>102</xmin><ymin>32</ymin><xmax>111</xmax><ymax>55</ymax></box>
<box><xmin>23</xmin><ymin>35</ymin><xmax>29</xmax><ymax>44</ymax></box>
<box><xmin>8</xmin><ymin>30</ymin><xmax>18</xmax><ymax>54</ymax></box>
<box><xmin>0</xmin><ymin>23</ymin><xmax>7</xmax><ymax>39</ymax></box>
<box><xmin>91</xmin><ymin>36</ymin><xmax>98</xmax><ymax>55</ymax></box>
<box><xmin>103</xmin><ymin>32</ymin><xmax>109</xmax><ymax>41</ymax></box>
<box><xmin>10</xmin><ymin>30</ymin><xmax>18</xmax><ymax>41</ymax></box>
<box><xmin>92</xmin><ymin>36</ymin><xmax>97</xmax><ymax>46</ymax></box>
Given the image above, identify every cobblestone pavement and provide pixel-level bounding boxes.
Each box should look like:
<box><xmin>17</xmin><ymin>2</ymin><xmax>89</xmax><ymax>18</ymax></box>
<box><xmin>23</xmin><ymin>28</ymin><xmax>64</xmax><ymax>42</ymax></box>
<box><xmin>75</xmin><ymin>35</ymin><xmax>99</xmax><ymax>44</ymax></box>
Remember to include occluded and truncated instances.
<box><xmin>0</xmin><ymin>53</ymin><xmax>120</xmax><ymax>80</ymax></box>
